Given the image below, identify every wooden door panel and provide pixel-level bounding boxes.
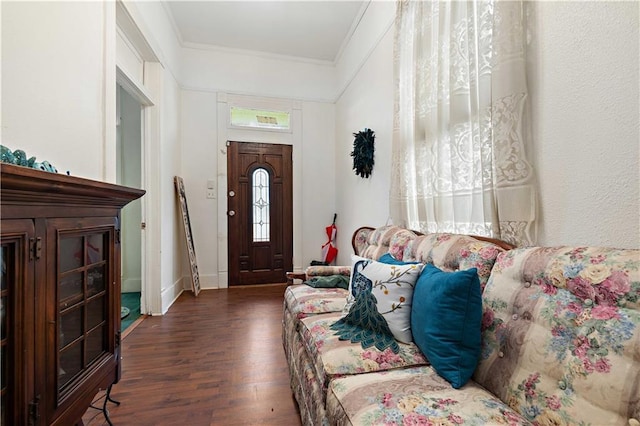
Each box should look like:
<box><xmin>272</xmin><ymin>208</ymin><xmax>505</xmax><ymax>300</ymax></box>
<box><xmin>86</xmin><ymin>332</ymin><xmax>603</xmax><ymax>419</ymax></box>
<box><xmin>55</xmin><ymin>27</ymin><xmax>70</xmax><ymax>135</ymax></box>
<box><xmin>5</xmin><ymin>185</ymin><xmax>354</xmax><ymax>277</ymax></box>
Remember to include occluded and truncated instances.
<box><xmin>228</xmin><ymin>141</ymin><xmax>293</xmax><ymax>285</ymax></box>
<box><xmin>240</xmin><ymin>154</ymin><xmax>259</xmax><ymax>175</ymax></box>
<box><xmin>264</xmin><ymin>155</ymin><xmax>283</xmax><ymax>176</ymax></box>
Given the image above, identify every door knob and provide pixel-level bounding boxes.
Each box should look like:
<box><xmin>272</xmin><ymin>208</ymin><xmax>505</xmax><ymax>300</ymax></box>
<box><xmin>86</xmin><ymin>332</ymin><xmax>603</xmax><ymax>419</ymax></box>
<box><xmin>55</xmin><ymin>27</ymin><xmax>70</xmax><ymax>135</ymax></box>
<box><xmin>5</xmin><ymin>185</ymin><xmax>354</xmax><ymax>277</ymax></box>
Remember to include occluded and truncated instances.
<box><xmin>228</xmin><ymin>210</ymin><xmax>236</xmax><ymax>216</ymax></box>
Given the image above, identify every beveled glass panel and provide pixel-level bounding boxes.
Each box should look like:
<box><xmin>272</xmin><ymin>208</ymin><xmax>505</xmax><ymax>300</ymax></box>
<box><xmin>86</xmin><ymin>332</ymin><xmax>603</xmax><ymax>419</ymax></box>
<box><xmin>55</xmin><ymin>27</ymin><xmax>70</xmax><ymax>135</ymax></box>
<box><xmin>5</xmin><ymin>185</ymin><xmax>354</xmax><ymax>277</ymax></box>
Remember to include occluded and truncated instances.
<box><xmin>87</xmin><ymin>265</ymin><xmax>105</xmax><ymax>297</ymax></box>
<box><xmin>59</xmin><ymin>343</ymin><xmax>82</xmax><ymax>388</ymax></box>
<box><xmin>86</xmin><ymin>327</ymin><xmax>105</xmax><ymax>365</ymax></box>
<box><xmin>59</xmin><ymin>272</ymin><xmax>83</xmax><ymax>306</ymax></box>
<box><xmin>87</xmin><ymin>296</ymin><xmax>105</xmax><ymax>330</ymax></box>
<box><xmin>86</xmin><ymin>233</ymin><xmax>104</xmax><ymax>265</ymax></box>
<box><xmin>60</xmin><ymin>236</ymin><xmax>82</xmax><ymax>272</ymax></box>
<box><xmin>252</xmin><ymin>168</ymin><xmax>270</xmax><ymax>242</ymax></box>
<box><xmin>60</xmin><ymin>307</ymin><xmax>83</xmax><ymax>349</ymax></box>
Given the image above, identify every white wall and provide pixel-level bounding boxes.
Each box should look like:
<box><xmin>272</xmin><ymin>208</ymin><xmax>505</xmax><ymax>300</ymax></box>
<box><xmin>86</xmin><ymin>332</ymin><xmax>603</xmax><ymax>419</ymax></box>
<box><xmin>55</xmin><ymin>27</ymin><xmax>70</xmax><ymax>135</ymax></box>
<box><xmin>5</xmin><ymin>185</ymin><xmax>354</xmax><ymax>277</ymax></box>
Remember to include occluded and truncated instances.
<box><xmin>1</xmin><ymin>0</ymin><xmax>187</xmax><ymax>314</ymax></box>
<box><xmin>528</xmin><ymin>1</ymin><xmax>639</xmax><ymax>248</ymax></box>
<box><xmin>159</xmin><ymin>64</ymin><xmax>183</xmax><ymax>308</ymax></box>
<box><xmin>180</xmin><ymin>90</ymin><xmax>219</xmax><ymax>288</ymax></box>
<box><xmin>1</xmin><ymin>1</ymin><xmax>109</xmax><ymax>180</ymax></box>
<box><xmin>333</xmin><ymin>3</ymin><xmax>396</xmax><ymax>265</ymax></box>
<box><xmin>301</xmin><ymin>101</ymin><xmax>337</xmax><ymax>267</ymax></box>
<box><xmin>333</xmin><ymin>1</ymin><xmax>639</xmax><ymax>254</ymax></box>
<box><xmin>180</xmin><ymin>47</ymin><xmax>335</xmax><ymax>102</ymax></box>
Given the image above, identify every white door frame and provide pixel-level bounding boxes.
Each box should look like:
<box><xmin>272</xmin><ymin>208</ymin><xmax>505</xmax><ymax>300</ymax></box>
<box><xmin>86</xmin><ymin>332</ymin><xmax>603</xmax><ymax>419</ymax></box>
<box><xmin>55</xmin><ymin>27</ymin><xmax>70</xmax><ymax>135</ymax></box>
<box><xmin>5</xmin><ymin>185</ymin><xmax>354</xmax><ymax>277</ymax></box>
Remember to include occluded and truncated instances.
<box><xmin>112</xmin><ymin>0</ymin><xmax>163</xmax><ymax>315</ymax></box>
<box><xmin>216</xmin><ymin>93</ymin><xmax>303</xmax><ymax>287</ymax></box>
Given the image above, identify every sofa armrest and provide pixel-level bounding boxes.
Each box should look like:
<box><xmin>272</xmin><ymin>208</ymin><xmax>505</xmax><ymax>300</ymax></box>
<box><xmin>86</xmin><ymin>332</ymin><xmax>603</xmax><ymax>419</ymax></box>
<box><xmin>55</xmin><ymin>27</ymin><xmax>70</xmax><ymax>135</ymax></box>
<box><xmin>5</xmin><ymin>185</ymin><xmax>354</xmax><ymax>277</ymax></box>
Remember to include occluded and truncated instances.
<box><xmin>305</xmin><ymin>265</ymin><xmax>351</xmax><ymax>279</ymax></box>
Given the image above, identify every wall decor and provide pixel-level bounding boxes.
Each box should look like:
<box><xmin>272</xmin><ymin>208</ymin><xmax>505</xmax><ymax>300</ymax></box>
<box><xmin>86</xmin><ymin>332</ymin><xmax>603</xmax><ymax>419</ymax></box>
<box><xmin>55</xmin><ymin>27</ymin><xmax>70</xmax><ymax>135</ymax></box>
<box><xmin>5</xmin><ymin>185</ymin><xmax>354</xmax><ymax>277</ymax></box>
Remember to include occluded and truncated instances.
<box><xmin>350</xmin><ymin>128</ymin><xmax>375</xmax><ymax>178</ymax></box>
<box><xmin>175</xmin><ymin>176</ymin><xmax>201</xmax><ymax>296</ymax></box>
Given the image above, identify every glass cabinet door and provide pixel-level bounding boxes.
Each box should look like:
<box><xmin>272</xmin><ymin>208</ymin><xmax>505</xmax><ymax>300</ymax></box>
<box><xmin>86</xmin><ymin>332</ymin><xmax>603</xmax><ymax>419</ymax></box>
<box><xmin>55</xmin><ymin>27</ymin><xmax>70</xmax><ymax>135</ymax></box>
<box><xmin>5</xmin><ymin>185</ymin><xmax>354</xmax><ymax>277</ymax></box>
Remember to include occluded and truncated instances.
<box><xmin>1</xmin><ymin>220</ymin><xmax>36</xmax><ymax>426</ymax></box>
<box><xmin>57</xmin><ymin>228</ymin><xmax>113</xmax><ymax>397</ymax></box>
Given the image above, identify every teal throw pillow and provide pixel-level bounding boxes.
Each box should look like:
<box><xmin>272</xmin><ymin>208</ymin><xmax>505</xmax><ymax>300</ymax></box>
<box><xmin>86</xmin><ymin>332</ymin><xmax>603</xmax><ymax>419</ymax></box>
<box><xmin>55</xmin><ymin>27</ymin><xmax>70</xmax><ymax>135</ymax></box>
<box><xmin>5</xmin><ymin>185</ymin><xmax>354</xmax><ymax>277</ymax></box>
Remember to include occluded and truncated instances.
<box><xmin>377</xmin><ymin>253</ymin><xmax>420</xmax><ymax>265</ymax></box>
<box><xmin>411</xmin><ymin>264</ymin><xmax>482</xmax><ymax>389</ymax></box>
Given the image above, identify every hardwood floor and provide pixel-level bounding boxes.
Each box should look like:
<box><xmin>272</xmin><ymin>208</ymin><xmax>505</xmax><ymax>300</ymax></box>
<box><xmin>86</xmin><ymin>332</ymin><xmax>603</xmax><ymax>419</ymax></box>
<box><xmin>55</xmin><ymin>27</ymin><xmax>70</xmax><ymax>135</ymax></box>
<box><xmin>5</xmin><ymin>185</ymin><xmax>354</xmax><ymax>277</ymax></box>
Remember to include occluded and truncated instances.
<box><xmin>83</xmin><ymin>284</ymin><xmax>302</xmax><ymax>426</ymax></box>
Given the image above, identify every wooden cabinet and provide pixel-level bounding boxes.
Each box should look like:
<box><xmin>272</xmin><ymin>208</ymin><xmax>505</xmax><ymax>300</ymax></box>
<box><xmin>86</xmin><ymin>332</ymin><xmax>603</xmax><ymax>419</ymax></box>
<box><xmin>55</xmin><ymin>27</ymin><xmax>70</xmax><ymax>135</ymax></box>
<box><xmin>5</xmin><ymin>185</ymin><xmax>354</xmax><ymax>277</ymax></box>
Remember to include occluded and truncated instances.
<box><xmin>1</xmin><ymin>164</ymin><xmax>145</xmax><ymax>425</ymax></box>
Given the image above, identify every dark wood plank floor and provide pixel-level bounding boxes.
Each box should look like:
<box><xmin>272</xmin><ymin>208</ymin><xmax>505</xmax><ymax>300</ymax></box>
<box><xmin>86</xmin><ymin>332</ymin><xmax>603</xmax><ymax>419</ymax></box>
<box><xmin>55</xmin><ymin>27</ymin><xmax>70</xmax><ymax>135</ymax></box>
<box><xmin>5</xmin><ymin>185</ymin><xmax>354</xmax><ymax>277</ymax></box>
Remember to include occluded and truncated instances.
<box><xmin>83</xmin><ymin>284</ymin><xmax>301</xmax><ymax>426</ymax></box>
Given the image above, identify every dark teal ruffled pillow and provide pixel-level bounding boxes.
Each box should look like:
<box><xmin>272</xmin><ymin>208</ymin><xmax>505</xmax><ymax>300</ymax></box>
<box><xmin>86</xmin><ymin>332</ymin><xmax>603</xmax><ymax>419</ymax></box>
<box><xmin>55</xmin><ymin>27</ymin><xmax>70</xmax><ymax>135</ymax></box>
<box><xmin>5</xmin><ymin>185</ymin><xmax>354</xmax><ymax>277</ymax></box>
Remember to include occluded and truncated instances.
<box><xmin>411</xmin><ymin>264</ymin><xmax>482</xmax><ymax>389</ymax></box>
<box><xmin>304</xmin><ymin>275</ymin><xmax>349</xmax><ymax>289</ymax></box>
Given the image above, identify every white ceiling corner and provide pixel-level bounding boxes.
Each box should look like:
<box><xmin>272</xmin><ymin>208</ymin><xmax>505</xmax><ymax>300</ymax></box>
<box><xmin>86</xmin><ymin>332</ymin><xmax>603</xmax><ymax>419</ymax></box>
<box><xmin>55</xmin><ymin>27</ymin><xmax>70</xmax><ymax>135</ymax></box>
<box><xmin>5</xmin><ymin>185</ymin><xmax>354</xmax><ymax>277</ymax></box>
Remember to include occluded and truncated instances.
<box><xmin>163</xmin><ymin>0</ymin><xmax>367</xmax><ymax>64</ymax></box>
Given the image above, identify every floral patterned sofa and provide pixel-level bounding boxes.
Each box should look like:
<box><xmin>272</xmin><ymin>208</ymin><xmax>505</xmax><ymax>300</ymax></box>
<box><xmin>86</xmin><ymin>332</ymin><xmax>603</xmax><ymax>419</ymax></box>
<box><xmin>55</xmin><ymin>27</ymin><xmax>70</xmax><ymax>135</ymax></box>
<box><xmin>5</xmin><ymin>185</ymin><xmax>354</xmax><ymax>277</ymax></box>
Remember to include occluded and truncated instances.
<box><xmin>282</xmin><ymin>225</ymin><xmax>640</xmax><ymax>426</ymax></box>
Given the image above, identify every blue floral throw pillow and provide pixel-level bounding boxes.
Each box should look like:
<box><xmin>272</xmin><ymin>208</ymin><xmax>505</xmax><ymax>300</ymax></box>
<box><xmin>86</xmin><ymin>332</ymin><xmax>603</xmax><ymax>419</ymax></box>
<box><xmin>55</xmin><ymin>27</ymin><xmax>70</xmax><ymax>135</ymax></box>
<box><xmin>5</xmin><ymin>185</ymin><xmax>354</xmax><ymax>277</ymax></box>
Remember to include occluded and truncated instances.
<box><xmin>411</xmin><ymin>264</ymin><xmax>482</xmax><ymax>389</ymax></box>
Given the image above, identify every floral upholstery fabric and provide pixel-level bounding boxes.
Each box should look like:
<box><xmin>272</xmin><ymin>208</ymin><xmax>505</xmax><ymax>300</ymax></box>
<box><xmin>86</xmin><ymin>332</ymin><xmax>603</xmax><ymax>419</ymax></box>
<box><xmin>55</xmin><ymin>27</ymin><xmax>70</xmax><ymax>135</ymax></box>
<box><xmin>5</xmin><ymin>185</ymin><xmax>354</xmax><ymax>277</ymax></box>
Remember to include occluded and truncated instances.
<box><xmin>299</xmin><ymin>312</ymin><xmax>428</xmax><ymax>404</ymax></box>
<box><xmin>326</xmin><ymin>366</ymin><xmax>530</xmax><ymax>426</ymax></box>
<box><xmin>359</xmin><ymin>226</ymin><xmax>417</xmax><ymax>261</ymax></box>
<box><xmin>474</xmin><ymin>246</ymin><xmax>640</xmax><ymax>425</ymax></box>
<box><xmin>404</xmin><ymin>233</ymin><xmax>505</xmax><ymax>290</ymax></box>
<box><xmin>284</xmin><ymin>225</ymin><xmax>640</xmax><ymax>425</ymax></box>
<box><xmin>353</xmin><ymin>229</ymin><xmax>506</xmax><ymax>291</ymax></box>
<box><xmin>353</xmin><ymin>226</ymin><xmax>375</xmax><ymax>255</ymax></box>
<box><xmin>284</xmin><ymin>284</ymin><xmax>349</xmax><ymax>320</ymax></box>
<box><xmin>305</xmin><ymin>265</ymin><xmax>352</xmax><ymax>279</ymax></box>
<box><xmin>285</xmin><ymin>318</ymin><xmax>330</xmax><ymax>426</ymax></box>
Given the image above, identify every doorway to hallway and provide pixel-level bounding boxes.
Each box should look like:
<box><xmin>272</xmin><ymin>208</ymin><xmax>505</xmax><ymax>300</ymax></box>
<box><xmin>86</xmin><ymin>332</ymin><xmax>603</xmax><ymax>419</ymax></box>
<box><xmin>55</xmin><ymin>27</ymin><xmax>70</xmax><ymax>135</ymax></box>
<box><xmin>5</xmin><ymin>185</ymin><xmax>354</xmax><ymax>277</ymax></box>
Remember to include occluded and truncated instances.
<box><xmin>117</xmin><ymin>85</ymin><xmax>143</xmax><ymax>328</ymax></box>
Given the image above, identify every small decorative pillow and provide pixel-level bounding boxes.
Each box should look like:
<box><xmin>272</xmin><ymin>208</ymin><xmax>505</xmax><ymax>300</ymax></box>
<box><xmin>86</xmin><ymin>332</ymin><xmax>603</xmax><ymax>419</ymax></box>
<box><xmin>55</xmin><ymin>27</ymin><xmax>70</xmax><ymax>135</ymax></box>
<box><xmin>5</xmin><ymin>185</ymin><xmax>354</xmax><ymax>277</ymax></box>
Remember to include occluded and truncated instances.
<box><xmin>343</xmin><ymin>254</ymin><xmax>423</xmax><ymax>343</ymax></box>
<box><xmin>304</xmin><ymin>275</ymin><xmax>350</xmax><ymax>289</ymax></box>
<box><xmin>411</xmin><ymin>264</ymin><xmax>482</xmax><ymax>389</ymax></box>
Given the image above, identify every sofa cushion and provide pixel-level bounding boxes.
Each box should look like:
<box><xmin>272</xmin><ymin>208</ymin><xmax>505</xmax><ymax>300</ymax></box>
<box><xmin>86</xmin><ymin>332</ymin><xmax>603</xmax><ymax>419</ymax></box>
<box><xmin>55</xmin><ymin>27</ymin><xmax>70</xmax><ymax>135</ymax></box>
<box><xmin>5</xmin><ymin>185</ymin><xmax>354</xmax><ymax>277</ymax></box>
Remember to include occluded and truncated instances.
<box><xmin>474</xmin><ymin>246</ymin><xmax>640</xmax><ymax>425</ymax></box>
<box><xmin>411</xmin><ymin>264</ymin><xmax>483</xmax><ymax>389</ymax></box>
<box><xmin>326</xmin><ymin>366</ymin><xmax>530</xmax><ymax>425</ymax></box>
<box><xmin>284</xmin><ymin>284</ymin><xmax>348</xmax><ymax>319</ymax></box>
<box><xmin>304</xmin><ymin>264</ymin><xmax>351</xmax><ymax>278</ymax></box>
<box><xmin>299</xmin><ymin>312</ymin><xmax>428</xmax><ymax>403</ymax></box>
<box><xmin>344</xmin><ymin>254</ymin><xmax>423</xmax><ymax>344</ymax></box>
<box><xmin>358</xmin><ymin>225</ymin><xmax>418</xmax><ymax>261</ymax></box>
<box><xmin>404</xmin><ymin>233</ymin><xmax>504</xmax><ymax>291</ymax></box>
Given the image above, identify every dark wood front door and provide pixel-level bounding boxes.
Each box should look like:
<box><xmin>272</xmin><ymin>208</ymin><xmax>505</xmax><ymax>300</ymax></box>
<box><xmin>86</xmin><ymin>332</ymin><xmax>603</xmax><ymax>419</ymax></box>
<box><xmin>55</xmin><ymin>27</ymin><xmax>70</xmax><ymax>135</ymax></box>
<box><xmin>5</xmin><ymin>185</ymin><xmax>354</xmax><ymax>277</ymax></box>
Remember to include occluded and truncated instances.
<box><xmin>227</xmin><ymin>141</ymin><xmax>293</xmax><ymax>285</ymax></box>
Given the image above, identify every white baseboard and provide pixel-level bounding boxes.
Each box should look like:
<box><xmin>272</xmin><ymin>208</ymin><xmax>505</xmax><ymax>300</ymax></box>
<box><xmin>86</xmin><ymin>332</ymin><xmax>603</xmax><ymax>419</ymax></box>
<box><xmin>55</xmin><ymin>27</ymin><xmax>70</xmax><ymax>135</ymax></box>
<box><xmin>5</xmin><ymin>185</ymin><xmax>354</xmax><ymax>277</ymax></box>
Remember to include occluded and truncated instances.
<box><xmin>218</xmin><ymin>271</ymin><xmax>229</xmax><ymax>288</ymax></box>
<box><xmin>177</xmin><ymin>274</ymin><xmax>219</xmax><ymax>291</ymax></box>
<box><xmin>122</xmin><ymin>277</ymin><xmax>142</xmax><ymax>293</ymax></box>
<box><xmin>196</xmin><ymin>274</ymin><xmax>219</xmax><ymax>290</ymax></box>
<box><xmin>160</xmin><ymin>277</ymin><xmax>184</xmax><ymax>314</ymax></box>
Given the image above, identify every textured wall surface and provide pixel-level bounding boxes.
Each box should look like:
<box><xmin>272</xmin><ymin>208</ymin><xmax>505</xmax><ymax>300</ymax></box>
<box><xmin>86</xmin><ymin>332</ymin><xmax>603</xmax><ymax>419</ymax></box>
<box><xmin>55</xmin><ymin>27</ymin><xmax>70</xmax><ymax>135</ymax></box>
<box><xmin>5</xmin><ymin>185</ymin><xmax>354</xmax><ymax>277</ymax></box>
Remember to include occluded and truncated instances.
<box><xmin>528</xmin><ymin>1</ymin><xmax>639</xmax><ymax>248</ymax></box>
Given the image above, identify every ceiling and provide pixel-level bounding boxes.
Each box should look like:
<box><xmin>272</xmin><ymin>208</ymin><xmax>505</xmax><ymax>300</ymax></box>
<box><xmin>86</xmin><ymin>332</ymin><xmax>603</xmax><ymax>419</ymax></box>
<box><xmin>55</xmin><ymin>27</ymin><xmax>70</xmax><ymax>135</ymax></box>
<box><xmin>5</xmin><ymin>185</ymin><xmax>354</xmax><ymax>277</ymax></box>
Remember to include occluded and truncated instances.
<box><xmin>164</xmin><ymin>1</ymin><xmax>366</xmax><ymax>63</ymax></box>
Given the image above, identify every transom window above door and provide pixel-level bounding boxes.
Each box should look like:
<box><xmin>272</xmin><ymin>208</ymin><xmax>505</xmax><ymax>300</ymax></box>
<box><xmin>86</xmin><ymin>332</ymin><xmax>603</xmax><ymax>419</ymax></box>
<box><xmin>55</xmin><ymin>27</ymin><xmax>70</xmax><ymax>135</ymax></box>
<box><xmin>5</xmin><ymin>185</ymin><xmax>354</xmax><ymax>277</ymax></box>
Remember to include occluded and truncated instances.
<box><xmin>230</xmin><ymin>107</ymin><xmax>291</xmax><ymax>131</ymax></box>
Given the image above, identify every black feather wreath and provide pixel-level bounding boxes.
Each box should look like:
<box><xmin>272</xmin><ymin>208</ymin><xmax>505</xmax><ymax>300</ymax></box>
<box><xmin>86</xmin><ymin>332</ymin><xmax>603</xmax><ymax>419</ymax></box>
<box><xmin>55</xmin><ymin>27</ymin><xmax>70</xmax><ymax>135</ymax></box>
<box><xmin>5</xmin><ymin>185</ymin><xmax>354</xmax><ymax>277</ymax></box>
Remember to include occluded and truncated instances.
<box><xmin>351</xmin><ymin>128</ymin><xmax>375</xmax><ymax>178</ymax></box>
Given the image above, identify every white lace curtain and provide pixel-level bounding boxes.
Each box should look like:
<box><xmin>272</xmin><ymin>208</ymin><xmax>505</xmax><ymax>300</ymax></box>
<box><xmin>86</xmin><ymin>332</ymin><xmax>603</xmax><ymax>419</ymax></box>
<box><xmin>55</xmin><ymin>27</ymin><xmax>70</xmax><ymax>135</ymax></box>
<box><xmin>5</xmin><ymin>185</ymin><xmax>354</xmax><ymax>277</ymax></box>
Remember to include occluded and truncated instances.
<box><xmin>389</xmin><ymin>0</ymin><xmax>537</xmax><ymax>246</ymax></box>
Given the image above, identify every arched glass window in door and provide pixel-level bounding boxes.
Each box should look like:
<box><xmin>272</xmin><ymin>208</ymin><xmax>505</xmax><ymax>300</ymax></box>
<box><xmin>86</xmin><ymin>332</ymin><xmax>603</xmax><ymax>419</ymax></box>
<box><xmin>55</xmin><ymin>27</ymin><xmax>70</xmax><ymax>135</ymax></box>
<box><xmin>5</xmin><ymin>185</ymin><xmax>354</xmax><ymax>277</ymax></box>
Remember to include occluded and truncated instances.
<box><xmin>252</xmin><ymin>168</ymin><xmax>270</xmax><ymax>242</ymax></box>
